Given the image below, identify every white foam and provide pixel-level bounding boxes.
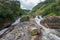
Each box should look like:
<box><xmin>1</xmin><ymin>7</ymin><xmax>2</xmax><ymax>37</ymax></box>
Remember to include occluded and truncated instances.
<box><xmin>35</xmin><ymin>16</ymin><xmax>60</xmax><ymax>40</ymax></box>
<box><xmin>0</xmin><ymin>28</ymin><xmax>8</xmax><ymax>35</ymax></box>
<box><xmin>12</xmin><ymin>18</ymin><xmax>21</xmax><ymax>25</ymax></box>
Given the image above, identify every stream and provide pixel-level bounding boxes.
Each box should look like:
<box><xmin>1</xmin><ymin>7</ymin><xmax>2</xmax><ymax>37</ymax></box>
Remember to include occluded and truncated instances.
<box><xmin>35</xmin><ymin>16</ymin><xmax>60</xmax><ymax>40</ymax></box>
<box><xmin>0</xmin><ymin>16</ymin><xmax>60</xmax><ymax>40</ymax></box>
<box><xmin>0</xmin><ymin>17</ymin><xmax>21</xmax><ymax>35</ymax></box>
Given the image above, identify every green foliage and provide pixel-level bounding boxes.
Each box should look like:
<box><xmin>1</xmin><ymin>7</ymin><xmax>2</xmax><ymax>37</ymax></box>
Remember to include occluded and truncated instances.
<box><xmin>29</xmin><ymin>0</ymin><xmax>60</xmax><ymax>17</ymax></box>
<box><xmin>0</xmin><ymin>1</ymin><xmax>27</xmax><ymax>23</ymax></box>
<box><xmin>0</xmin><ymin>1</ymin><xmax>20</xmax><ymax>23</ymax></box>
<box><xmin>20</xmin><ymin>15</ymin><xmax>29</xmax><ymax>22</ymax></box>
<box><xmin>23</xmin><ymin>9</ymin><xmax>30</xmax><ymax>13</ymax></box>
<box><xmin>46</xmin><ymin>12</ymin><xmax>56</xmax><ymax>16</ymax></box>
<box><xmin>28</xmin><ymin>30</ymin><xmax>35</xmax><ymax>36</ymax></box>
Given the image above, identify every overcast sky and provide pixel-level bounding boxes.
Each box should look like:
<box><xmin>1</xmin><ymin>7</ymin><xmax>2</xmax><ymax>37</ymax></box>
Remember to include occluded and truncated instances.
<box><xmin>19</xmin><ymin>0</ymin><xmax>45</xmax><ymax>10</ymax></box>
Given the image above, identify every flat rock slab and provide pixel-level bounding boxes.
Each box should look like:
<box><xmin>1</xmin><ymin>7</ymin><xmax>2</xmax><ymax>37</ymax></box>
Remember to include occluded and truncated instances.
<box><xmin>0</xmin><ymin>21</ymin><xmax>39</xmax><ymax>40</ymax></box>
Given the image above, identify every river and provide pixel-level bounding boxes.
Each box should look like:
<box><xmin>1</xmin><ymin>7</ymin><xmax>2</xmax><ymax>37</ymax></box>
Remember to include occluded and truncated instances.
<box><xmin>0</xmin><ymin>17</ymin><xmax>21</xmax><ymax>35</ymax></box>
<box><xmin>0</xmin><ymin>16</ymin><xmax>60</xmax><ymax>40</ymax></box>
<box><xmin>35</xmin><ymin>16</ymin><xmax>60</xmax><ymax>40</ymax></box>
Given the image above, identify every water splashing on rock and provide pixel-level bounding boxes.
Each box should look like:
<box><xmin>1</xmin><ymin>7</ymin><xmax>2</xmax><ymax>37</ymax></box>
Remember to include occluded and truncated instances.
<box><xmin>35</xmin><ymin>16</ymin><xmax>60</xmax><ymax>40</ymax></box>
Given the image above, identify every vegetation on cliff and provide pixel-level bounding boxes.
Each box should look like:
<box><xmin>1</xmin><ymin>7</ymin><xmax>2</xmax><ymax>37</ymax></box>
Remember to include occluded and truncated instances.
<box><xmin>29</xmin><ymin>0</ymin><xmax>60</xmax><ymax>17</ymax></box>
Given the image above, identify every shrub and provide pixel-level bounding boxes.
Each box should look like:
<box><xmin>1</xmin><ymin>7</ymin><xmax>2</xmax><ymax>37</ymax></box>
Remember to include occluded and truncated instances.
<box><xmin>28</xmin><ymin>30</ymin><xmax>35</xmax><ymax>36</ymax></box>
<box><xmin>0</xmin><ymin>1</ymin><xmax>20</xmax><ymax>23</ymax></box>
<box><xmin>20</xmin><ymin>15</ymin><xmax>29</xmax><ymax>22</ymax></box>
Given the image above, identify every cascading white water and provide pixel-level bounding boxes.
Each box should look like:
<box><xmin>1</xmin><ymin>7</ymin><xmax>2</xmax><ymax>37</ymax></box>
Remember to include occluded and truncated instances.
<box><xmin>35</xmin><ymin>16</ymin><xmax>47</xmax><ymax>29</ymax></box>
<box><xmin>0</xmin><ymin>16</ymin><xmax>26</xmax><ymax>36</ymax></box>
<box><xmin>35</xmin><ymin>16</ymin><xmax>60</xmax><ymax>40</ymax></box>
<box><xmin>0</xmin><ymin>17</ymin><xmax>21</xmax><ymax>35</ymax></box>
<box><xmin>0</xmin><ymin>28</ymin><xmax>8</xmax><ymax>35</ymax></box>
<box><xmin>12</xmin><ymin>18</ymin><xmax>21</xmax><ymax>25</ymax></box>
<box><xmin>0</xmin><ymin>16</ymin><xmax>60</xmax><ymax>40</ymax></box>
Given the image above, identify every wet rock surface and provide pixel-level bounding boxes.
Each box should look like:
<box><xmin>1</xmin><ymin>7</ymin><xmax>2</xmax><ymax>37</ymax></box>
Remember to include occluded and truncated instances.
<box><xmin>0</xmin><ymin>21</ymin><xmax>39</xmax><ymax>40</ymax></box>
<box><xmin>0</xmin><ymin>22</ymin><xmax>11</xmax><ymax>30</ymax></box>
<box><xmin>40</xmin><ymin>16</ymin><xmax>60</xmax><ymax>29</ymax></box>
<box><xmin>0</xmin><ymin>17</ymin><xmax>60</xmax><ymax>40</ymax></box>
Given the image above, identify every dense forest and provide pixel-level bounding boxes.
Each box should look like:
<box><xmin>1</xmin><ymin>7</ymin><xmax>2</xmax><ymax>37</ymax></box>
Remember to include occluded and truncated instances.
<box><xmin>0</xmin><ymin>1</ymin><xmax>27</xmax><ymax>23</ymax></box>
<box><xmin>29</xmin><ymin>0</ymin><xmax>60</xmax><ymax>17</ymax></box>
<box><xmin>0</xmin><ymin>0</ymin><xmax>60</xmax><ymax>23</ymax></box>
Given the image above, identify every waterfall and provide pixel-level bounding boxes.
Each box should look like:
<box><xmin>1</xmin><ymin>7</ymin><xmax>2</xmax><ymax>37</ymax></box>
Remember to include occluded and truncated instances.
<box><xmin>0</xmin><ymin>28</ymin><xmax>8</xmax><ymax>35</ymax></box>
<box><xmin>35</xmin><ymin>16</ymin><xmax>60</xmax><ymax>40</ymax></box>
<box><xmin>12</xmin><ymin>18</ymin><xmax>21</xmax><ymax>25</ymax></box>
<box><xmin>35</xmin><ymin>16</ymin><xmax>47</xmax><ymax>30</ymax></box>
<box><xmin>0</xmin><ymin>17</ymin><xmax>21</xmax><ymax>35</ymax></box>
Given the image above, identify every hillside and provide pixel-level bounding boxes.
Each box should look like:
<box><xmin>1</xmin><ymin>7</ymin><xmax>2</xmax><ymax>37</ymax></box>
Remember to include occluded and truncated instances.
<box><xmin>0</xmin><ymin>1</ymin><xmax>28</xmax><ymax>23</ymax></box>
<box><xmin>20</xmin><ymin>9</ymin><xmax>30</xmax><ymax>15</ymax></box>
<box><xmin>0</xmin><ymin>1</ymin><xmax>29</xmax><ymax>30</ymax></box>
<box><xmin>0</xmin><ymin>1</ymin><xmax>20</xmax><ymax>23</ymax></box>
<box><xmin>0</xmin><ymin>0</ymin><xmax>60</xmax><ymax>40</ymax></box>
<box><xmin>29</xmin><ymin>0</ymin><xmax>60</xmax><ymax>17</ymax></box>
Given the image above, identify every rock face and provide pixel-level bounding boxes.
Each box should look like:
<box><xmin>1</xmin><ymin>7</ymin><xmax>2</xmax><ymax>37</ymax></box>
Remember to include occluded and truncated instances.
<box><xmin>0</xmin><ymin>18</ymin><xmax>16</xmax><ymax>30</ymax></box>
<box><xmin>0</xmin><ymin>21</ymin><xmax>39</xmax><ymax>40</ymax></box>
<box><xmin>0</xmin><ymin>22</ymin><xmax>12</xmax><ymax>30</ymax></box>
<box><xmin>0</xmin><ymin>18</ymin><xmax>60</xmax><ymax>40</ymax></box>
<box><xmin>40</xmin><ymin>16</ymin><xmax>60</xmax><ymax>29</ymax></box>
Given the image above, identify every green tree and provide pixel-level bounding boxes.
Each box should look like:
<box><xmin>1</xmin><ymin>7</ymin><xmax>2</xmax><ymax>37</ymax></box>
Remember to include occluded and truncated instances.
<box><xmin>0</xmin><ymin>1</ymin><xmax>20</xmax><ymax>23</ymax></box>
<box><xmin>29</xmin><ymin>0</ymin><xmax>60</xmax><ymax>17</ymax></box>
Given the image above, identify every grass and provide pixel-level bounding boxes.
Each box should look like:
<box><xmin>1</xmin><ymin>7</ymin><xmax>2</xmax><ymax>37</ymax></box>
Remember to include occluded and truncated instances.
<box><xmin>28</xmin><ymin>30</ymin><xmax>35</xmax><ymax>36</ymax></box>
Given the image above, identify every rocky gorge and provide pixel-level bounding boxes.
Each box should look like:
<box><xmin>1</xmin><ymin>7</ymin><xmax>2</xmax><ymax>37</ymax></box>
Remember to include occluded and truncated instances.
<box><xmin>0</xmin><ymin>16</ymin><xmax>60</xmax><ymax>40</ymax></box>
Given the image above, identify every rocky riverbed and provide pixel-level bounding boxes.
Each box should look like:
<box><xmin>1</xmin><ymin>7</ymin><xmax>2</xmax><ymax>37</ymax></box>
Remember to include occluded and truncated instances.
<box><xmin>0</xmin><ymin>19</ymin><xmax>40</xmax><ymax>40</ymax></box>
<box><xmin>0</xmin><ymin>16</ymin><xmax>60</xmax><ymax>40</ymax></box>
